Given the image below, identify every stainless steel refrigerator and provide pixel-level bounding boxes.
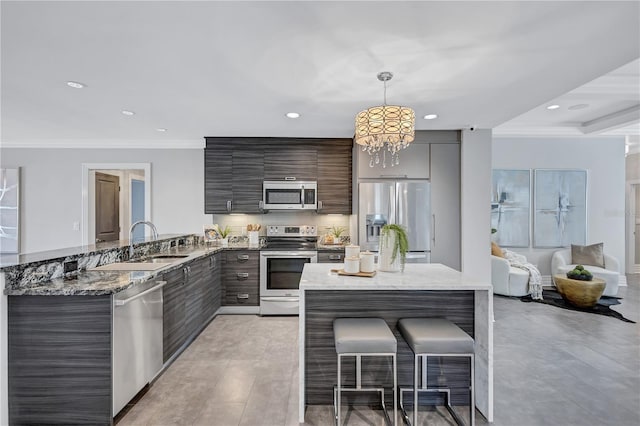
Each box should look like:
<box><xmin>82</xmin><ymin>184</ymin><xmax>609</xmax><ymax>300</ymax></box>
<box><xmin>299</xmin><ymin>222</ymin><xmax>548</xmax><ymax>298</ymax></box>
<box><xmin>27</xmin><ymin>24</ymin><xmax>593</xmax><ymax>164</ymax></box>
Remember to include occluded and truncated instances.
<box><xmin>358</xmin><ymin>180</ymin><xmax>431</xmax><ymax>263</ymax></box>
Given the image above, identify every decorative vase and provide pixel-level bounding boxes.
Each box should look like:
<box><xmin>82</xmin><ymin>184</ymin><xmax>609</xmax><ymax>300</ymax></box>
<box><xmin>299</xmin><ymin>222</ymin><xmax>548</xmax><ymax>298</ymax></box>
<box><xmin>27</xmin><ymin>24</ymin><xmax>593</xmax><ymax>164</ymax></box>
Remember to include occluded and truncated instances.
<box><xmin>378</xmin><ymin>231</ymin><xmax>401</xmax><ymax>272</ymax></box>
<box><xmin>220</xmin><ymin>238</ymin><xmax>229</xmax><ymax>247</ymax></box>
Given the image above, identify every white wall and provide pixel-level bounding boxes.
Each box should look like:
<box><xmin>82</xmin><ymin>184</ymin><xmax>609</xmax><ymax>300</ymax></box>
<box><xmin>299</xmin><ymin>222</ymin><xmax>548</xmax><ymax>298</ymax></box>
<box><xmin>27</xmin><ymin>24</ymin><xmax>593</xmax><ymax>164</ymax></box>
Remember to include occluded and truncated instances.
<box><xmin>0</xmin><ymin>148</ymin><xmax>210</xmax><ymax>254</ymax></box>
<box><xmin>493</xmin><ymin>137</ymin><xmax>626</xmax><ymax>275</ymax></box>
<box><xmin>460</xmin><ymin>129</ymin><xmax>493</xmax><ymax>281</ymax></box>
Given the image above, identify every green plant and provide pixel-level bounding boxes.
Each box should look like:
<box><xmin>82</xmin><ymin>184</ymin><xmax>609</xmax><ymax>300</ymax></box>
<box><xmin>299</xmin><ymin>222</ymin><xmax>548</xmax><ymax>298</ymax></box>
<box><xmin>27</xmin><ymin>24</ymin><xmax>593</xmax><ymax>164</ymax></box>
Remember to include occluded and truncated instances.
<box><xmin>217</xmin><ymin>225</ymin><xmax>232</xmax><ymax>239</ymax></box>
<box><xmin>381</xmin><ymin>224</ymin><xmax>409</xmax><ymax>270</ymax></box>
<box><xmin>331</xmin><ymin>226</ymin><xmax>346</xmax><ymax>238</ymax></box>
<box><xmin>567</xmin><ymin>264</ymin><xmax>593</xmax><ymax>281</ymax></box>
<box><xmin>491</xmin><ymin>228</ymin><xmax>497</xmax><ymax>234</ymax></box>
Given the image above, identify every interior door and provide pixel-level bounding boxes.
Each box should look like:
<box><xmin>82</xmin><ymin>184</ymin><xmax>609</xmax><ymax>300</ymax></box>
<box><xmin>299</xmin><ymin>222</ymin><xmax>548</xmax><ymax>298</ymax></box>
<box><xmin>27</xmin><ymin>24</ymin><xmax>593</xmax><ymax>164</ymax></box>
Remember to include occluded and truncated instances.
<box><xmin>95</xmin><ymin>172</ymin><xmax>120</xmax><ymax>242</ymax></box>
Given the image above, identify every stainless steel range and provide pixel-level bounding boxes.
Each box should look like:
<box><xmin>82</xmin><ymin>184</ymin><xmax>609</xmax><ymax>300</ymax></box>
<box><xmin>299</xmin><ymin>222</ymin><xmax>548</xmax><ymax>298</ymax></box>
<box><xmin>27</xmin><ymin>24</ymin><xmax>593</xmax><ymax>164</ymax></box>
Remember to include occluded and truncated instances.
<box><xmin>260</xmin><ymin>225</ymin><xmax>317</xmax><ymax>315</ymax></box>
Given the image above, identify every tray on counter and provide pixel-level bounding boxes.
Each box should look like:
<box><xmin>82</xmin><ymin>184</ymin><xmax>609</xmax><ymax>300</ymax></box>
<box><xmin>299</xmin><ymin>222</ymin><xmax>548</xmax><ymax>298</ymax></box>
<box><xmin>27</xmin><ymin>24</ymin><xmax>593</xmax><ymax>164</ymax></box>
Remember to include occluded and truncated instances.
<box><xmin>331</xmin><ymin>269</ymin><xmax>376</xmax><ymax>278</ymax></box>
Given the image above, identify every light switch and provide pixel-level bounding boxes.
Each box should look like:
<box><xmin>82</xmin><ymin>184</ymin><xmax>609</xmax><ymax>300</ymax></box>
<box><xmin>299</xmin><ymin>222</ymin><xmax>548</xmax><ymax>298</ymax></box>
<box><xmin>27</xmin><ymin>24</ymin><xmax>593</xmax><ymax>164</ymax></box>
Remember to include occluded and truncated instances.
<box><xmin>72</xmin><ymin>221</ymin><xmax>80</xmax><ymax>231</ymax></box>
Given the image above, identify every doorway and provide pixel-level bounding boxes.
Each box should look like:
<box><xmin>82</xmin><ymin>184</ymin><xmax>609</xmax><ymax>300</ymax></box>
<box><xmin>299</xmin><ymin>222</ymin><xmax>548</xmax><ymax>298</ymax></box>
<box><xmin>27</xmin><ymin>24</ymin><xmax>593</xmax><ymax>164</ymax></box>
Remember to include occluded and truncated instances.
<box><xmin>82</xmin><ymin>163</ymin><xmax>151</xmax><ymax>246</ymax></box>
<box><xmin>95</xmin><ymin>172</ymin><xmax>120</xmax><ymax>242</ymax></box>
<box><xmin>629</xmin><ymin>182</ymin><xmax>640</xmax><ymax>274</ymax></box>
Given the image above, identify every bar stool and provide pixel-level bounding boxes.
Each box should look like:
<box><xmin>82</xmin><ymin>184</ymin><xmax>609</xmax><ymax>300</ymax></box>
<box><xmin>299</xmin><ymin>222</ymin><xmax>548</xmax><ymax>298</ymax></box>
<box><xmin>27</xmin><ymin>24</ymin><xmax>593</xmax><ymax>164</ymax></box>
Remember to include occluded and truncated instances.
<box><xmin>333</xmin><ymin>318</ymin><xmax>398</xmax><ymax>426</ymax></box>
<box><xmin>398</xmin><ymin>318</ymin><xmax>475</xmax><ymax>426</ymax></box>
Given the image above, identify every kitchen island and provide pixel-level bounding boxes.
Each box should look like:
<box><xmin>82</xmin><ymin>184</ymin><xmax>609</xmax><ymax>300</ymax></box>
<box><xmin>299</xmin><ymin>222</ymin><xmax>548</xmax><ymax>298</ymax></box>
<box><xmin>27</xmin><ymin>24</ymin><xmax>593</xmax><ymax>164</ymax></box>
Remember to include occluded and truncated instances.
<box><xmin>298</xmin><ymin>263</ymin><xmax>493</xmax><ymax>422</ymax></box>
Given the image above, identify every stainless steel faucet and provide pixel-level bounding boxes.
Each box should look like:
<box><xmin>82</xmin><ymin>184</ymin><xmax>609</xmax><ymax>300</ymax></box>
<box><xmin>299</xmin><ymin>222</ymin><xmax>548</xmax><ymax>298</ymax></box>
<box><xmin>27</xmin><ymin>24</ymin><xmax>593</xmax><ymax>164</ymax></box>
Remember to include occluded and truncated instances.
<box><xmin>129</xmin><ymin>221</ymin><xmax>158</xmax><ymax>258</ymax></box>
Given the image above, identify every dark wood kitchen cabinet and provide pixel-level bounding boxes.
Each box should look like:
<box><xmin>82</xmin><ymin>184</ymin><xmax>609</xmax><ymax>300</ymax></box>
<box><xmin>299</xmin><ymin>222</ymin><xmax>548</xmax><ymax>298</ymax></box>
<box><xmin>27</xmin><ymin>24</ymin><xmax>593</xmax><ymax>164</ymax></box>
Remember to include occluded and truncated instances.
<box><xmin>204</xmin><ymin>148</ymin><xmax>233</xmax><ymax>213</ymax></box>
<box><xmin>264</xmin><ymin>148</ymin><xmax>317</xmax><ymax>181</ymax></box>
<box><xmin>222</xmin><ymin>250</ymin><xmax>260</xmax><ymax>305</ymax></box>
<box><xmin>184</xmin><ymin>259</ymin><xmax>206</xmax><ymax>340</ymax></box>
<box><xmin>204</xmin><ymin>137</ymin><xmax>353</xmax><ymax>214</ymax></box>
<box><xmin>232</xmin><ymin>150</ymin><xmax>264</xmax><ymax>213</ymax></box>
<box><xmin>317</xmin><ymin>143</ymin><xmax>352</xmax><ymax>214</ymax></box>
<box><xmin>204</xmin><ymin>252</ymin><xmax>222</xmax><ymax>319</ymax></box>
<box><xmin>317</xmin><ymin>249</ymin><xmax>346</xmax><ymax>263</ymax></box>
<box><xmin>162</xmin><ymin>266</ymin><xmax>187</xmax><ymax>362</ymax></box>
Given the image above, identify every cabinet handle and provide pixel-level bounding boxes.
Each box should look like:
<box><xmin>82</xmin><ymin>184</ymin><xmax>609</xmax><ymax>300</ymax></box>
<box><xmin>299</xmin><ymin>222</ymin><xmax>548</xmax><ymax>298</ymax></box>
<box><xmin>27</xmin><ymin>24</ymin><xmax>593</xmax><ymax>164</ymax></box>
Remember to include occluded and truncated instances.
<box><xmin>317</xmin><ymin>200</ymin><xmax>323</xmax><ymax>211</ymax></box>
<box><xmin>237</xmin><ymin>272</ymin><xmax>249</xmax><ymax>279</ymax></box>
<box><xmin>284</xmin><ymin>177</ymin><xmax>296</xmax><ymax>181</ymax></box>
<box><xmin>237</xmin><ymin>293</ymin><xmax>249</xmax><ymax>299</ymax></box>
<box><xmin>237</xmin><ymin>254</ymin><xmax>249</xmax><ymax>261</ymax></box>
<box><xmin>381</xmin><ymin>174</ymin><xmax>408</xmax><ymax>178</ymax></box>
<box><xmin>226</xmin><ymin>200</ymin><xmax>232</xmax><ymax>212</ymax></box>
<box><xmin>259</xmin><ymin>200</ymin><xmax>264</xmax><ymax>210</ymax></box>
<box><xmin>329</xmin><ymin>254</ymin><xmax>342</xmax><ymax>260</ymax></box>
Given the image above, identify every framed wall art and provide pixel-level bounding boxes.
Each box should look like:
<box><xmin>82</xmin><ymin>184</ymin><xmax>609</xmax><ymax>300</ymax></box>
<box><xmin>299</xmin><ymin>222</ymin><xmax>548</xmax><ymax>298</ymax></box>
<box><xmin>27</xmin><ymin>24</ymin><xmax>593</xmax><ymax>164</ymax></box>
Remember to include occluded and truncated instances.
<box><xmin>533</xmin><ymin>169</ymin><xmax>587</xmax><ymax>248</ymax></box>
<box><xmin>491</xmin><ymin>169</ymin><xmax>531</xmax><ymax>247</ymax></box>
<box><xmin>0</xmin><ymin>167</ymin><xmax>20</xmax><ymax>253</ymax></box>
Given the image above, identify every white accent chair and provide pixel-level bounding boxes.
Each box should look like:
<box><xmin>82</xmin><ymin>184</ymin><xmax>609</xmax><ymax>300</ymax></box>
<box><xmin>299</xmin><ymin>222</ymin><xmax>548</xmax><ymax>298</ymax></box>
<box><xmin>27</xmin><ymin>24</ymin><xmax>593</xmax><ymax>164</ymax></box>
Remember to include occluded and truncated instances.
<box><xmin>491</xmin><ymin>255</ymin><xmax>530</xmax><ymax>297</ymax></box>
<box><xmin>551</xmin><ymin>249</ymin><xmax>620</xmax><ymax>297</ymax></box>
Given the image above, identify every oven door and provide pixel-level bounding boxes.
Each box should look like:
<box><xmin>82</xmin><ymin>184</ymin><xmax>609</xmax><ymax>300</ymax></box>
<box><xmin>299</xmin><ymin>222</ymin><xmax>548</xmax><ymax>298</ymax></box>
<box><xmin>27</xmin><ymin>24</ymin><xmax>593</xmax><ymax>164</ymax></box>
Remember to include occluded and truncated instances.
<box><xmin>260</xmin><ymin>251</ymin><xmax>318</xmax><ymax>297</ymax></box>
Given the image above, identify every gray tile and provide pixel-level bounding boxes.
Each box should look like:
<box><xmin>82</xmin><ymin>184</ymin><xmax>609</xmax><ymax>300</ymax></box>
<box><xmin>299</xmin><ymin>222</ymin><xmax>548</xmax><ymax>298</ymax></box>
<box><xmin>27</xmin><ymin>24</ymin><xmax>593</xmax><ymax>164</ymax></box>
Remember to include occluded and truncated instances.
<box><xmin>118</xmin><ymin>275</ymin><xmax>640</xmax><ymax>426</ymax></box>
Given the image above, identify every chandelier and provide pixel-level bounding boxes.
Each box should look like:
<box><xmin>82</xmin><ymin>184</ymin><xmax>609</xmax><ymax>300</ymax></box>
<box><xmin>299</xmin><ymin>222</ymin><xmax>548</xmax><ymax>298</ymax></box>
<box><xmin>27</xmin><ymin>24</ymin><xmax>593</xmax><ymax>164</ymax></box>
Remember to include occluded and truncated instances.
<box><xmin>354</xmin><ymin>71</ymin><xmax>415</xmax><ymax>168</ymax></box>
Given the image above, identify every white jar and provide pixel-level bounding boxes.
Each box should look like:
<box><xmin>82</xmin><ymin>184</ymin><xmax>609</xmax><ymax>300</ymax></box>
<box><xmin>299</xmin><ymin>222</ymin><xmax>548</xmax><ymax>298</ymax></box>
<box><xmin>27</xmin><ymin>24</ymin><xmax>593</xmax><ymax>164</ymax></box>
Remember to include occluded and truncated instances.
<box><xmin>344</xmin><ymin>256</ymin><xmax>360</xmax><ymax>274</ymax></box>
<box><xmin>345</xmin><ymin>245</ymin><xmax>360</xmax><ymax>259</ymax></box>
<box><xmin>359</xmin><ymin>251</ymin><xmax>375</xmax><ymax>273</ymax></box>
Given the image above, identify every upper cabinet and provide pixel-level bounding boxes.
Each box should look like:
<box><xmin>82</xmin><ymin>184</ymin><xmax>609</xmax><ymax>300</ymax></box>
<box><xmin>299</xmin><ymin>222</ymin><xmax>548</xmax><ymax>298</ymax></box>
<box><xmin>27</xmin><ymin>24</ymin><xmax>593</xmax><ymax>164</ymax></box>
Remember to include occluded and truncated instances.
<box><xmin>204</xmin><ymin>148</ymin><xmax>233</xmax><ymax>213</ymax></box>
<box><xmin>264</xmin><ymin>148</ymin><xmax>317</xmax><ymax>181</ymax></box>
<box><xmin>317</xmin><ymin>142</ymin><xmax>352</xmax><ymax>214</ymax></box>
<box><xmin>204</xmin><ymin>138</ymin><xmax>352</xmax><ymax>214</ymax></box>
<box><xmin>356</xmin><ymin>142</ymin><xmax>430</xmax><ymax>179</ymax></box>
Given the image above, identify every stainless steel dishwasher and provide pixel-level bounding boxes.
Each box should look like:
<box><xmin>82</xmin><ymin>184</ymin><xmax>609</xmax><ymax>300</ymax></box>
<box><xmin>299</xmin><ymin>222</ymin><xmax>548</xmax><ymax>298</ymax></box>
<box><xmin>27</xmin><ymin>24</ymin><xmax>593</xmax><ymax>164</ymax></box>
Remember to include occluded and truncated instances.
<box><xmin>112</xmin><ymin>279</ymin><xmax>166</xmax><ymax>416</ymax></box>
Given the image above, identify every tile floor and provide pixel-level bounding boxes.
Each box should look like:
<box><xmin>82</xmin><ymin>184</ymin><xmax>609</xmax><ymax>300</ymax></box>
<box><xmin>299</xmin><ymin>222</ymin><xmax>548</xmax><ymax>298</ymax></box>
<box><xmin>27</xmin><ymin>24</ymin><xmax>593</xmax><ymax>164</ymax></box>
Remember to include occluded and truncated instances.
<box><xmin>118</xmin><ymin>275</ymin><xmax>640</xmax><ymax>426</ymax></box>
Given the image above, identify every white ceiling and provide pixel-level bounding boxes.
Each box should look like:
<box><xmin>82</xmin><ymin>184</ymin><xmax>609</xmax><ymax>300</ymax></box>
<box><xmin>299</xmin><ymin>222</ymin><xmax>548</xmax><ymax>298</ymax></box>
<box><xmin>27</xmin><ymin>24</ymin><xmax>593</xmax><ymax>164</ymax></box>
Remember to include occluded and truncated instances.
<box><xmin>1</xmin><ymin>1</ymin><xmax>639</xmax><ymax>148</ymax></box>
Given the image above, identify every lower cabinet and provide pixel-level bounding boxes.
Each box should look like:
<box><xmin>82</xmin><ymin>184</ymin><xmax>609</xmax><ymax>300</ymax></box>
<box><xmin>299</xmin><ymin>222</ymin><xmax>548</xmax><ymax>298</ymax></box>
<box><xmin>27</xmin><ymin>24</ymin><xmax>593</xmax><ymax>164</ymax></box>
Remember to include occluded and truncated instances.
<box><xmin>162</xmin><ymin>266</ymin><xmax>187</xmax><ymax>363</ymax></box>
<box><xmin>222</xmin><ymin>250</ymin><xmax>260</xmax><ymax>305</ymax></box>
<box><xmin>162</xmin><ymin>252</ymin><xmax>222</xmax><ymax>363</ymax></box>
<box><xmin>318</xmin><ymin>250</ymin><xmax>345</xmax><ymax>263</ymax></box>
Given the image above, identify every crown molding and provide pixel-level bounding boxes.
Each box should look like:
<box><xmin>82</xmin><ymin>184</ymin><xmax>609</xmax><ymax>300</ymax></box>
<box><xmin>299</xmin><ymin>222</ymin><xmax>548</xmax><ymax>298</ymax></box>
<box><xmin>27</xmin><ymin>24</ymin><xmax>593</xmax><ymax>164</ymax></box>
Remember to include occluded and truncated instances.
<box><xmin>0</xmin><ymin>139</ymin><xmax>205</xmax><ymax>149</ymax></box>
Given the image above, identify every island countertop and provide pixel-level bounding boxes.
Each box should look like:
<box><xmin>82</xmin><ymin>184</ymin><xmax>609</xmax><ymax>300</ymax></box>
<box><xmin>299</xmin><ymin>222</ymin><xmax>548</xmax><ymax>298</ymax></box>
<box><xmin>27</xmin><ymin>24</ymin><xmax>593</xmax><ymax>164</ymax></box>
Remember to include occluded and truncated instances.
<box><xmin>298</xmin><ymin>262</ymin><xmax>494</xmax><ymax>423</ymax></box>
<box><xmin>300</xmin><ymin>263</ymin><xmax>491</xmax><ymax>291</ymax></box>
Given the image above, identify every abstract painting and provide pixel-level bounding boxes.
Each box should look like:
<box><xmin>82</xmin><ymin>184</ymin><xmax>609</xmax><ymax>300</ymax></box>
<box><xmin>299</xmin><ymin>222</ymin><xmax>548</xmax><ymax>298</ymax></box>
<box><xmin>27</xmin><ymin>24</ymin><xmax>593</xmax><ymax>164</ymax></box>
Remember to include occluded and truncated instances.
<box><xmin>534</xmin><ymin>169</ymin><xmax>587</xmax><ymax>248</ymax></box>
<box><xmin>491</xmin><ymin>169</ymin><xmax>530</xmax><ymax>247</ymax></box>
<box><xmin>0</xmin><ymin>168</ymin><xmax>20</xmax><ymax>253</ymax></box>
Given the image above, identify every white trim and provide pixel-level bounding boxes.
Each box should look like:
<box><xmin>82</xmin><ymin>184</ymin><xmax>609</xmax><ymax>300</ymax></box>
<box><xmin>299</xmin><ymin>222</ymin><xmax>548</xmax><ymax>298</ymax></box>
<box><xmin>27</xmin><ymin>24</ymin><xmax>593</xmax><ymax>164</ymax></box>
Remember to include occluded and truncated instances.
<box><xmin>82</xmin><ymin>163</ymin><xmax>151</xmax><ymax>246</ymax></box>
<box><xmin>627</xmin><ymin>180</ymin><xmax>640</xmax><ymax>274</ymax></box>
<box><xmin>2</xmin><ymin>139</ymin><xmax>204</xmax><ymax>149</ymax></box>
<box><xmin>542</xmin><ymin>275</ymin><xmax>627</xmax><ymax>287</ymax></box>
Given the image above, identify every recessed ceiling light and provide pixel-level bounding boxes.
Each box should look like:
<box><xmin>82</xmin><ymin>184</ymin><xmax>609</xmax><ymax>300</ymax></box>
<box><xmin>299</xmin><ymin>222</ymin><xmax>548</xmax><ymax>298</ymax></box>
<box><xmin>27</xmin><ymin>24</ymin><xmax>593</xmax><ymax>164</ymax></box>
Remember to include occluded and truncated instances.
<box><xmin>286</xmin><ymin>112</ymin><xmax>300</xmax><ymax>119</ymax></box>
<box><xmin>66</xmin><ymin>81</ymin><xmax>85</xmax><ymax>89</ymax></box>
<box><xmin>423</xmin><ymin>114</ymin><xmax>438</xmax><ymax>120</ymax></box>
<box><xmin>546</xmin><ymin>104</ymin><xmax>560</xmax><ymax>110</ymax></box>
<box><xmin>156</xmin><ymin>128</ymin><xmax>167</xmax><ymax>132</ymax></box>
<box><xmin>121</xmin><ymin>110</ymin><xmax>135</xmax><ymax>116</ymax></box>
<box><xmin>568</xmin><ymin>104</ymin><xmax>589</xmax><ymax>110</ymax></box>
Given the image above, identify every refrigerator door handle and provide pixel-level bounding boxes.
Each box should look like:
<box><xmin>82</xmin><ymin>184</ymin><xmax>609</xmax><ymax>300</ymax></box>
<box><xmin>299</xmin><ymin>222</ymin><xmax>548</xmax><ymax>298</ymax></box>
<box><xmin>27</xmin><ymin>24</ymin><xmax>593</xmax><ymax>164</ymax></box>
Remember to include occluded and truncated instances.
<box><xmin>432</xmin><ymin>214</ymin><xmax>436</xmax><ymax>246</ymax></box>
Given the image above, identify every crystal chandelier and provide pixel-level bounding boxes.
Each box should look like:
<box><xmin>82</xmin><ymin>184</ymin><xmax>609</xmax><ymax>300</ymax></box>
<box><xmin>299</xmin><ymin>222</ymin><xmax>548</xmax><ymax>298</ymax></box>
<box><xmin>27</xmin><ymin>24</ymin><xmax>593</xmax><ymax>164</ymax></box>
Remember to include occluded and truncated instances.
<box><xmin>354</xmin><ymin>71</ymin><xmax>415</xmax><ymax>168</ymax></box>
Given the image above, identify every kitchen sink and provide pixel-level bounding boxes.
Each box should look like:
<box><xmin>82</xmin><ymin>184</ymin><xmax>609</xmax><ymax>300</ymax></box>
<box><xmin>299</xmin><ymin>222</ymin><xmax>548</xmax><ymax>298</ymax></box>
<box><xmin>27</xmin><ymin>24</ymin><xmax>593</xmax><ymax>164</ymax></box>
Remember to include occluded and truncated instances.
<box><xmin>89</xmin><ymin>254</ymin><xmax>190</xmax><ymax>271</ymax></box>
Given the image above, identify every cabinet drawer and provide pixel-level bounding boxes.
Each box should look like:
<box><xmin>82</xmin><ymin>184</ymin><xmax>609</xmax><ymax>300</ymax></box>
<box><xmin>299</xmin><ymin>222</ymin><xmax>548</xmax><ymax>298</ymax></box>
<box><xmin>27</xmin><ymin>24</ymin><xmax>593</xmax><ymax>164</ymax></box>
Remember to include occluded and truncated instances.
<box><xmin>222</xmin><ymin>282</ymin><xmax>259</xmax><ymax>305</ymax></box>
<box><xmin>224</xmin><ymin>251</ymin><xmax>259</xmax><ymax>267</ymax></box>
<box><xmin>318</xmin><ymin>251</ymin><xmax>345</xmax><ymax>263</ymax></box>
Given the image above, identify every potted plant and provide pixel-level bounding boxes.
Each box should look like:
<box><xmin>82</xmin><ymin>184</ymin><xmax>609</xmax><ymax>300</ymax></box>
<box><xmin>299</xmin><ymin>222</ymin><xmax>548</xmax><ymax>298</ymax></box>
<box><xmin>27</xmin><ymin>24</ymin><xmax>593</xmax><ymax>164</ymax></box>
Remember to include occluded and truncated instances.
<box><xmin>217</xmin><ymin>225</ymin><xmax>232</xmax><ymax>247</ymax></box>
<box><xmin>378</xmin><ymin>224</ymin><xmax>409</xmax><ymax>272</ymax></box>
<box><xmin>566</xmin><ymin>265</ymin><xmax>593</xmax><ymax>281</ymax></box>
<box><xmin>331</xmin><ymin>226</ymin><xmax>346</xmax><ymax>244</ymax></box>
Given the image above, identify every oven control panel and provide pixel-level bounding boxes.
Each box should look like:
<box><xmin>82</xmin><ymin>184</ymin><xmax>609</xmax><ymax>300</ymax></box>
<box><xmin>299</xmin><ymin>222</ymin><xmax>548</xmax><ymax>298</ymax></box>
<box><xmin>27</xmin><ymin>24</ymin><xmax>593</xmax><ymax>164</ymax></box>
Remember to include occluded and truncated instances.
<box><xmin>266</xmin><ymin>225</ymin><xmax>317</xmax><ymax>237</ymax></box>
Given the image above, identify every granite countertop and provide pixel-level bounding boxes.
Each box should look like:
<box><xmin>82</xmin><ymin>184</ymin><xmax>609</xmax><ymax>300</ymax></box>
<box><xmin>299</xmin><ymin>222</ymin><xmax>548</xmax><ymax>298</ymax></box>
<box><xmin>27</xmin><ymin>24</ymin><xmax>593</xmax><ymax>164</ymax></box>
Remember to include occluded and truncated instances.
<box><xmin>3</xmin><ymin>242</ymin><xmax>261</xmax><ymax>296</ymax></box>
<box><xmin>300</xmin><ymin>263</ymin><xmax>492</xmax><ymax>291</ymax></box>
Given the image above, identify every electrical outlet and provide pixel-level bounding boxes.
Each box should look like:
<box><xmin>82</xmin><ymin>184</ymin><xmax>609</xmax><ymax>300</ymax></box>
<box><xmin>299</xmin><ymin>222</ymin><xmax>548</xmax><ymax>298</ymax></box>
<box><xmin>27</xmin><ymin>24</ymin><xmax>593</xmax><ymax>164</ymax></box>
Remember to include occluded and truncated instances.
<box><xmin>72</xmin><ymin>221</ymin><xmax>80</xmax><ymax>231</ymax></box>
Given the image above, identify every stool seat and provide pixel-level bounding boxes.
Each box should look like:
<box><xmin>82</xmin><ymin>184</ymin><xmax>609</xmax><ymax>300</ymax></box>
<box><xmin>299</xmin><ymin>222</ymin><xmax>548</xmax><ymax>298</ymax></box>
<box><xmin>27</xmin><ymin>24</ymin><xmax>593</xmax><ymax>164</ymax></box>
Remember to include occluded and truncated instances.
<box><xmin>398</xmin><ymin>318</ymin><xmax>473</xmax><ymax>354</ymax></box>
<box><xmin>334</xmin><ymin>318</ymin><xmax>397</xmax><ymax>354</ymax></box>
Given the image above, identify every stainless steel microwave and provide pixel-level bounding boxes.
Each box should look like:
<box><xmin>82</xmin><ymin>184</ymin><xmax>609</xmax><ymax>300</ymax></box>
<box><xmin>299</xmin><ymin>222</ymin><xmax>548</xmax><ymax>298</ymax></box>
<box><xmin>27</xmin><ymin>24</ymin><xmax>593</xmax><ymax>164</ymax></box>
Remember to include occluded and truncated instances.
<box><xmin>262</xmin><ymin>181</ymin><xmax>317</xmax><ymax>210</ymax></box>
